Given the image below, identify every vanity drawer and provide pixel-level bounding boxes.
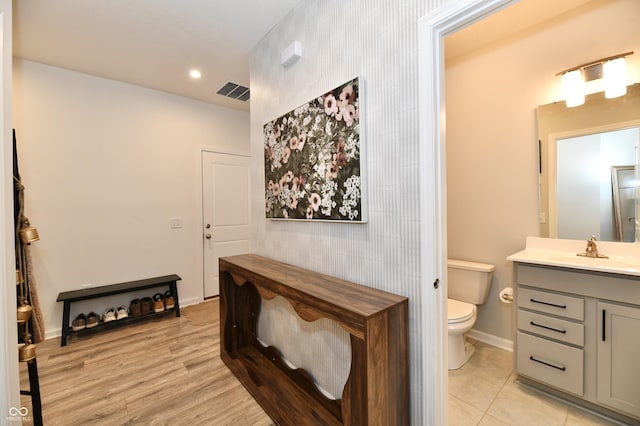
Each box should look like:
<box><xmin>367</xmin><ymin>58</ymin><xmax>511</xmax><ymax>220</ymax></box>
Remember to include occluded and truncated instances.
<box><xmin>517</xmin><ymin>309</ymin><xmax>584</xmax><ymax>347</ymax></box>
<box><xmin>517</xmin><ymin>331</ymin><xmax>583</xmax><ymax>396</ymax></box>
<box><xmin>518</xmin><ymin>287</ymin><xmax>584</xmax><ymax>321</ymax></box>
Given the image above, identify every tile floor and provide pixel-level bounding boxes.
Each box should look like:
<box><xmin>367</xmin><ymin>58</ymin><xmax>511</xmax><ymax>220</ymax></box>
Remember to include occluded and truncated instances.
<box><xmin>448</xmin><ymin>340</ymin><xmax>624</xmax><ymax>426</ymax></box>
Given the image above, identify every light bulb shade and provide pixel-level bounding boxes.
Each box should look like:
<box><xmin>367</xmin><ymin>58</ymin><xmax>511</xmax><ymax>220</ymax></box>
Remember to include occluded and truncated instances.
<box><xmin>604</xmin><ymin>57</ymin><xmax>627</xmax><ymax>98</ymax></box>
<box><xmin>562</xmin><ymin>70</ymin><xmax>585</xmax><ymax>107</ymax></box>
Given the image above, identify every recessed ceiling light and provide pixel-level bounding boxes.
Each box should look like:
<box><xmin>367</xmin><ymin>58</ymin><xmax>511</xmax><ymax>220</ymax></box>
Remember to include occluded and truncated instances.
<box><xmin>189</xmin><ymin>69</ymin><xmax>202</xmax><ymax>79</ymax></box>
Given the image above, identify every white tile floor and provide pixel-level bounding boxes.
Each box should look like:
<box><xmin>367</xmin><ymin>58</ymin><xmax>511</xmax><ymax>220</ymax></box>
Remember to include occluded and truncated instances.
<box><xmin>447</xmin><ymin>341</ymin><xmax>624</xmax><ymax>426</ymax></box>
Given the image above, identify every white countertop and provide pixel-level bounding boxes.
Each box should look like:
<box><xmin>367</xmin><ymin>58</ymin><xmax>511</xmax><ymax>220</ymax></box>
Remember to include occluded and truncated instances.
<box><xmin>507</xmin><ymin>237</ymin><xmax>640</xmax><ymax>277</ymax></box>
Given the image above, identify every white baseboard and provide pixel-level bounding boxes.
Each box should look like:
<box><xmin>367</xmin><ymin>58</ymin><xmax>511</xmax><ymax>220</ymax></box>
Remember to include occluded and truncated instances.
<box><xmin>468</xmin><ymin>328</ymin><xmax>513</xmax><ymax>352</ymax></box>
<box><xmin>44</xmin><ymin>296</ymin><xmax>202</xmax><ymax>341</ymax></box>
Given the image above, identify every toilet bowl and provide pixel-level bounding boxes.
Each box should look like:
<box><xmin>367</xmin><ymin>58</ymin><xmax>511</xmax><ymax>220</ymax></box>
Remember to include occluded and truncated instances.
<box><xmin>448</xmin><ymin>298</ymin><xmax>477</xmax><ymax>369</ymax></box>
<box><xmin>447</xmin><ymin>259</ymin><xmax>495</xmax><ymax>370</ymax></box>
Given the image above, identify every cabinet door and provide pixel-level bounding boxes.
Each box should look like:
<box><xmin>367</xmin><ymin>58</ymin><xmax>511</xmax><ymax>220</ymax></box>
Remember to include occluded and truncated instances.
<box><xmin>597</xmin><ymin>302</ymin><xmax>640</xmax><ymax>418</ymax></box>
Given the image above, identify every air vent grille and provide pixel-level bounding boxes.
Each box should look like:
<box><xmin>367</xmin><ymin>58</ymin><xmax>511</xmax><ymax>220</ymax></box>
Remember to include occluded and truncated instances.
<box><xmin>216</xmin><ymin>82</ymin><xmax>250</xmax><ymax>101</ymax></box>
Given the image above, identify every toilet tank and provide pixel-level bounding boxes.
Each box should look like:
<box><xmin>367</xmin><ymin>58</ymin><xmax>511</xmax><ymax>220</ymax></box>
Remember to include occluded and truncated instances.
<box><xmin>447</xmin><ymin>259</ymin><xmax>495</xmax><ymax>305</ymax></box>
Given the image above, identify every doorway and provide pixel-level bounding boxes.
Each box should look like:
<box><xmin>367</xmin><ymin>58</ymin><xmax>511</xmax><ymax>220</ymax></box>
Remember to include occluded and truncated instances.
<box><xmin>418</xmin><ymin>0</ymin><xmax>517</xmax><ymax>423</ymax></box>
<box><xmin>201</xmin><ymin>151</ymin><xmax>250</xmax><ymax>298</ymax></box>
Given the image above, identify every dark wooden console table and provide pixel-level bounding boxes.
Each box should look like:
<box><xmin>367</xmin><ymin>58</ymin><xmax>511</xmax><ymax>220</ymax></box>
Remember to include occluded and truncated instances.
<box><xmin>219</xmin><ymin>254</ymin><xmax>409</xmax><ymax>426</ymax></box>
<box><xmin>56</xmin><ymin>274</ymin><xmax>181</xmax><ymax>347</ymax></box>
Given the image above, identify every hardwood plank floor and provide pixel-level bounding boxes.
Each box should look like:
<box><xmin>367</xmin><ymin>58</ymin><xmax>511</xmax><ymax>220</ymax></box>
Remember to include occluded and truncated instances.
<box><xmin>19</xmin><ymin>299</ymin><xmax>274</xmax><ymax>425</ymax></box>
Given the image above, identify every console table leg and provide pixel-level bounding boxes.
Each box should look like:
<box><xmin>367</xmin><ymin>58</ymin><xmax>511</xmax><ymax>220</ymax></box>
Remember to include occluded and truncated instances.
<box><xmin>170</xmin><ymin>282</ymin><xmax>180</xmax><ymax>317</ymax></box>
<box><xmin>61</xmin><ymin>301</ymin><xmax>71</xmax><ymax>347</ymax></box>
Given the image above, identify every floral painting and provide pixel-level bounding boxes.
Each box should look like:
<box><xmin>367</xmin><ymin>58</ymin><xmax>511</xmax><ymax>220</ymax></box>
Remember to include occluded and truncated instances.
<box><xmin>264</xmin><ymin>77</ymin><xmax>364</xmax><ymax>221</ymax></box>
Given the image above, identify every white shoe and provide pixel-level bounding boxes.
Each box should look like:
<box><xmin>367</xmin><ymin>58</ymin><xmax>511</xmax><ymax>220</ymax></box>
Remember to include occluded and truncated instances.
<box><xmin>102</xmin><ymin>307</ymin><xmax>116</xmax><ymax>323</ymax></box>
<box><xmin>116</xmin><ymin>305</ymin><xmax>129</xmax><ymax>320</ymax></box>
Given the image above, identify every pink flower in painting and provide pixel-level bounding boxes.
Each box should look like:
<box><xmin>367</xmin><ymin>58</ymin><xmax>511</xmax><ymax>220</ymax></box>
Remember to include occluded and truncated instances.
<box><xmin>341</xmin><ymin>104</ymin><xmax>357</xmax><ymax>127</ymax></box>
<box><xmin>289</xmin><ymin>136</ymin><xmax>299</xmax><ymax>150</ymax></box>
<box><xmin>282</xmin><ymin>146</ymin><xmax>291</xmax><ymax>164</ymax></box>
<box><xmin>339</xmin><ymin>84</ymin><xmax>355</xmax><ymax>107</ymax></box>
<box><xmin>324</xmin><ymin>94</ymin><xmax>338</xmax><ymax>116</ymax></box>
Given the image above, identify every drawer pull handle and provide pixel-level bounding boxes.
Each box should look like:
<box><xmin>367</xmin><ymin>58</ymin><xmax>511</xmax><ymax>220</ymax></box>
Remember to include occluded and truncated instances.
<box><xmin>530</xmin><ymin>321</ymin><xmax>566</xmax><ymax>334</ymax></box>
<box><xmin>530</xmin><ymin>298</ymin><xmax>567</xmax><ymax>309</ymax></box>
<box><xmin>529</xmin><ymin>356</ymin><xmax>566</xmax><ymax>371</ymax></box>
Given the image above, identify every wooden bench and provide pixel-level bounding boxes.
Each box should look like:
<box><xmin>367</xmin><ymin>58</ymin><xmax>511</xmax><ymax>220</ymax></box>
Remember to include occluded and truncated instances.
<box><xmin>56</xmin><ymin>274</ymin><xmax>181</xmax><ymax>347</ymax></box>
<box><xmin>219</xmin><ymin>254</ymin><xmax>409</xmax><ymax>425</ymax></box>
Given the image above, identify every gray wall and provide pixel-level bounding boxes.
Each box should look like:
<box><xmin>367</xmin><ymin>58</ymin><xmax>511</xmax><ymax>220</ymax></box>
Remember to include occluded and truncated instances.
<box><xmin>248</xmin><ymin>0</ymin><xmax>450</xmax><ymax>423</ymax></box>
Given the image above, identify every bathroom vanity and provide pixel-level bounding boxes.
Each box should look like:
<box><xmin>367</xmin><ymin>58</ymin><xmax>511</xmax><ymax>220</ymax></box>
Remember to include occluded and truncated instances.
<box><xmin>508</xmin><ymin>237</ymin><xmax>640</xmax><ymax>424</ymax></box>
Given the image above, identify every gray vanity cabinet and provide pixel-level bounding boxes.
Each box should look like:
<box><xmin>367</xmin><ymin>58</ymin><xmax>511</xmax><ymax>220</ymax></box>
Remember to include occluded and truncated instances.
<box><xmin>596</xmin><ymin>301</ymin><xmax>640</xmax><ymax>418</ymax></box>
<box><xmin>513</xmin><ymin>263</ymin><xmax>640</xmax><ymax>424</ymax></box>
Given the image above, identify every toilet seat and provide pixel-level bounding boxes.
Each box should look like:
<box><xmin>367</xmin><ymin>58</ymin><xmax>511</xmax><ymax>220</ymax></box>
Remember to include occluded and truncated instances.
<box><xmin>447</xmin><ymin>299</ymin><xmax>475</xmax><ymax>324</ymax></box>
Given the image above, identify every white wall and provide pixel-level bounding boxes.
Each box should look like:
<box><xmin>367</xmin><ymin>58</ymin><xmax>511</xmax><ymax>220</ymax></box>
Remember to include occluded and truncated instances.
<box><xmin>248</xmin><ymin>0</ymin><xmax>453</xmax><ymax>423</ymax></box>
<box><xmin>446</xmin><ymin>0</ymin><xmax>640</xmax><ymax>341</ymax></box>
<box><xmin>12</xmin><ymin>59</ymin><xmax>249</xmax><ymax>338</ymax></box>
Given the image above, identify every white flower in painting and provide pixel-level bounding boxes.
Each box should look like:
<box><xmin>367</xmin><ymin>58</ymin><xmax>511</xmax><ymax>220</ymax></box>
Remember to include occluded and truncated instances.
<box><xmin>306</xmin><ymin>206</ymin><xmax>314</xmax><ymax>219</ymax></box>
<box><xmin>297</xmin><ymin>133</ymin><xmax>306</xmax><ymax>151</ymax></box>
<box><xmin>309</xmin><ymin>193</ymin><xmax>321</xmax><ymax>212</ymax></box>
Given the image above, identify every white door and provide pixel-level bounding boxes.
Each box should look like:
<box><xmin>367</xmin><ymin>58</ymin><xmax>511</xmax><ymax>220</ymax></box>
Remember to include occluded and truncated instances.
<box><xmin>202</xmin><ymin>151</ymin><xmax>250</xmax><ymax>298</ymax></box>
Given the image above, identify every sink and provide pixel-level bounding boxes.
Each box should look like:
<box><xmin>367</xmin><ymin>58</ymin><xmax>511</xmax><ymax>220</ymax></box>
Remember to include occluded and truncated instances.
<box><xmin>507</xmin><ymin>237</ymin><xmax>640</xmax><ymax>277</ymax></box>
<box><xmin>546</xmin><ymin>254</ymin><xmax>640</xmax><ymax>274</ymax></box>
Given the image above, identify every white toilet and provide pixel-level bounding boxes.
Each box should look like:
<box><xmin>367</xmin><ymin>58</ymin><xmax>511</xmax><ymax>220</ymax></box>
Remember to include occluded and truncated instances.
<box><xmin>447</xmin><ymin>259</ymin><xmax>495</xmax><ymax>370</ymax></box>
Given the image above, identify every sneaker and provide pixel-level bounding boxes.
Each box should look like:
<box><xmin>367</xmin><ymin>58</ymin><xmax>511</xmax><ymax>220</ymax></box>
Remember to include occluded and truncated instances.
<box><xmin>164</xmin><ymin>290</ymin><xmax>175</xmax><ymax>309</ymax></box>
<box><xmin>86</xmin><ymin>312</ymin><xmax>100</xmax><ymax>328</ymax></box>
<box><xmin>141</xmin><ymin>297</ymin><xmax>153</xmax><ymax>315</ymax></box>
<box><xmin>130</xmin><ymin>299</ymin><xmax>141</xmax><ymax>317</ymax></box>
<box><xmin>102</xmin><ymin>307</ymin><xmax>116</xmax><ymax>323</ymax></box>
<box><xmin>152</xmin><ymin>293</ymin><xmax>164</xmax><ymax>313</ymax></box>
<box><xmin>71</xmin><ymin>313</ymin><xmax>86</xmax><ymax>331</ymax></box>
<box><xmin>116</xmin><ymin>305</ymin><xmax>129</xmax><ymax>320</ymax></box>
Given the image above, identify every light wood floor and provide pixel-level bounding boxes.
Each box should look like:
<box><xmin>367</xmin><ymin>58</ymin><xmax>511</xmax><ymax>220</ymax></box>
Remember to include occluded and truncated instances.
<box><xmin>19</xmin><ymin>299</ymin><xmax>274</xmax><ymax>425</ymax></box>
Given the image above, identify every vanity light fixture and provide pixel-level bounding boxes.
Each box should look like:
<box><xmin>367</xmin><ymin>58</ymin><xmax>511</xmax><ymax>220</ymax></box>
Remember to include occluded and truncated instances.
<box><xmin>558</xmin><ymin>51</ymin><xmax>633</xmax><ymax>107</ymax></box>
<box><xmin>603</xmin><ymin>57</ymin><xmax>626</xmax><ymax>98</ymax></box>
<box><xmin>561</xmin><ymin>69</ymin><xmax>584</xmax><ymax>107</ymax></box>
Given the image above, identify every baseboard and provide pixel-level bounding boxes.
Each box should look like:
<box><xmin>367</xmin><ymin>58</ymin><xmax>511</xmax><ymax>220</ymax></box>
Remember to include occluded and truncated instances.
<box><xmin>468</xmin><ymin>328</ymin><xmax>513</xmax><ymax>352</ymax></box>
<box><xmin>44</xmin><ymin>296</ymin><xmax>202</xmax><ymax>341</ymax></box>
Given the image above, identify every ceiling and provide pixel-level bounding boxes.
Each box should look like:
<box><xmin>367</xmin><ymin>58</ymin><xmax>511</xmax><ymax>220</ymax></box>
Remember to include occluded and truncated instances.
<box><xmin>12</xmin><ymin>0</ymin><xmax>302</xmax><ymax>112</ymax></box>
<box><xmin>13</xmin><ymin>0</ymin><xmax>599</xmax><ymax>113</ymax></box>
<box><xmin>446</xmin><ymin>0</ymin><xmax>596</xmax><ymax>62</ymax></box>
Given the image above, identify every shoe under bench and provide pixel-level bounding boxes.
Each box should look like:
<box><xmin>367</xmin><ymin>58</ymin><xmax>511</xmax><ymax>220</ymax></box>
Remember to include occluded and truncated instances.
<box><xmin>56</xmin><ymin>274</ymin><xmax>181</xmax><ymax>347</ymax></box>
<box><xmin>219</xmin><ymin>254</ymin><xmax>409</xmax><ymax>426</ymax></box>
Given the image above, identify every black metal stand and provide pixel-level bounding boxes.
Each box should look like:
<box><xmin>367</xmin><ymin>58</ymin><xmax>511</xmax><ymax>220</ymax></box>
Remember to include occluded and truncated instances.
<box><xmin>20</xmin><ymin>357</ymin><xmax>43</xmax><ymax>426</ymax></box>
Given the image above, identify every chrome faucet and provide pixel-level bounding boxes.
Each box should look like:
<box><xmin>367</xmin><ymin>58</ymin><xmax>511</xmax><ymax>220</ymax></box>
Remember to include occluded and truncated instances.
<box><xmin>577</xmin><ymin>235</ymin><xmax>609</xmax><ymax>259</ymax></box>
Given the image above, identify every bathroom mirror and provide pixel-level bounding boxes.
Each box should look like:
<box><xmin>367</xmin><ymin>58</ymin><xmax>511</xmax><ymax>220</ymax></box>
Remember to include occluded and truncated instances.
<box><xmin>538</xmin><ymin>83</ymin><xmax>640</xmax><ymax>242</ymax></box>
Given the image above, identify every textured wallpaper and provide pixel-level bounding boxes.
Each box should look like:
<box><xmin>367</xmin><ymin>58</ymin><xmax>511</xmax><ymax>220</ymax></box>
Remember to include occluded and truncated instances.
<box><xmin>249</xmin><ymin>0</ymin><xmax>448</xmax><ymax>423</ymax></box>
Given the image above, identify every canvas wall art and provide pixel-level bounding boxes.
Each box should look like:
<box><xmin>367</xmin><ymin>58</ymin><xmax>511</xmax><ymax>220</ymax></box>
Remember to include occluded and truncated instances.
<box><xmin>264</xmin><ymin>77</ymin><xmax>365</xmax><ymax>222</ymax></box>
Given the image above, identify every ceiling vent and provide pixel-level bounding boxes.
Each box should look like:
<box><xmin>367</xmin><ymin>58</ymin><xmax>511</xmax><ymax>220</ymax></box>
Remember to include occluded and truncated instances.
<box><xmin>216</xmin><ymin>82</ymin><xmax>250</xmax><ymax>102</ymax></box>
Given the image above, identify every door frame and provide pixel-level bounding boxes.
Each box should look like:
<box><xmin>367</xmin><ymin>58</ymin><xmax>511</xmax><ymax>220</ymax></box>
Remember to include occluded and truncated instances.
<box><xmin>0</xmin><ymin>0</ymin><xmax>21</xmax><ymax>418</ymax></box>
<box><xmin>417</xmin><ymin>0</ymin><xmax>516</xmax><ymax>422</ymax></box>
<box><xmin>198</xmin><ymin>148</ymin><xmax>251</xmax><ymax>300</ymax></box>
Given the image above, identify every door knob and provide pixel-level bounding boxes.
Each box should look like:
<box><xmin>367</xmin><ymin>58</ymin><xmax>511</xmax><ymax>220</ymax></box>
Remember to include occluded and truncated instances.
<box><xmin>205</xmin><ymin>224</ymin><xmax>211</xmax><ymax>229</ymax></box>
<box><xmin>205</xmin><ymin>233</ymin><xmax>212</xmax><ymax>239</ymax></box>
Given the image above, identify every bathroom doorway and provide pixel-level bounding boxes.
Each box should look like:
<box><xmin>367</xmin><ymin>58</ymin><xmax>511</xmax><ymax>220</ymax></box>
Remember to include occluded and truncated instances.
<box><xmin>421</xmin><ymin>0</ymin><xmax>634</xmax><ymax>422</ymax></box>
